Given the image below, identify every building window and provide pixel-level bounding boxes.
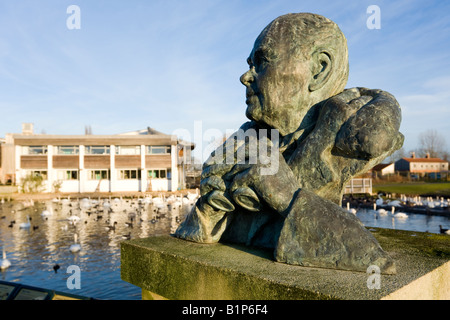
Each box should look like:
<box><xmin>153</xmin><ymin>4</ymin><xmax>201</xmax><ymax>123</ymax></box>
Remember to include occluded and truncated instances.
<box><xmin>147</xmin><ymin>146</ymin><xmax>171</xmax><ymax>155</ymax></box>
<box><xmin>57</xmin><ymin>170</ymin><xmax>78</xmax><ymax>180</ymax></box>
<box><xmin>118</xmin><ymin>169</ymin><xmax>141</xmax><ymax>180</ymax></box>
<box><xmin>148</xmin><ymin>169</ymin><xmax>171</xmax><ymax>179</ymax></box>
<box><xmin>85</xmin><ymin>146</ymin><xmax>110</xmax><ymax>155</ymax></box>
<box><xmin>23</xmin><ymin>146</ymin><xmax>47</xmax><ymax>155</ymax></box>
<box><xmin>88</xmin><ymin>170</ymin><xmax>109</xmax><ymax>180</ymax></box>
<box><xmin>115</xmin><ymin>146</ymin><xmax>141</xmax><ymax>155</ymax></box>
<box><xmin>28</xmin><ymin>170</ymin><xmax>48</xmax><ymax>180</ymax></box>
<box><xmin>55</xmin><ymin>146</ymin><xmax>79</xmax><ymax>155</ymax></box>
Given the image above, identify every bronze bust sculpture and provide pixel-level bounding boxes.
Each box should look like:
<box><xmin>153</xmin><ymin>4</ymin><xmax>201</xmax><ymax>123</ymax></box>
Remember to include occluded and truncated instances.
<box><xmin>175</xmin><ymin>13</ymin><xmax>403</xmax><ymax>274</ymax></box>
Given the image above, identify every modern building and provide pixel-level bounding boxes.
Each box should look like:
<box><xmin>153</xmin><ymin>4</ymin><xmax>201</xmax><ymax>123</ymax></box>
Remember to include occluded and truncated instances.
<box><xmin>0</xmin><ymin>124</ymin><xmax>194</xmax><ymax>193</ymax></box>
<box><xmin>394</xmin><ymin>152</ymin><xmax>448</xmax><ymax>176</ymax></box>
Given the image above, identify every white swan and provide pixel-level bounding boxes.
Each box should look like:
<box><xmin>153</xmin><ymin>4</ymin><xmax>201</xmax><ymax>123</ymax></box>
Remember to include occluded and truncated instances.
<box><xmin>69</xmin><ymin>234</ymin><xmax>81</xmax><ymax>253</ymax></box>
<box><xmin>68</xmin><ymin>215</ymin><xmax>81</xmax><ymax>223</ymax></box>
<box><xmin>143</xmin><ymin>197</ymin><xmax>152</xmax><ymax>204</ymax></box>
<box><xmin>376</xmin><ymin>195</ymin><xmax>384</xmax><ymax>206</ymax></box>
<box><xmin>387</xmin><ymin>200</ymin><xmax>402</xmax><ymax>207</ymax></box>
<box><xmin>377</xmin><ymin>208</ymin><xmax>388</xmax><ymax>216</ymax></box>
<box><xmin>41</xmin><ymin>208</ymin><xmax>53</xmax><ymax>217</ymax></box>
<box><xmin>346</xmin><ymin>202</ymin><xmax>357</xmax><ymax>215</ymax></box>
<box><xmin>1</xmin><ymin>249</ymin><xmax>11</xmax><ymax>270</ymax></box>
<box><xmin>19</xmin><ymin>215</ymin><xmax>31</xmax><ymax>229</ymax></box>
<box><xmin>394</xmin><ymin>212</ymin><xmax>408</xmax><ymax>219</ymax></box>
<box><xmin>80</xmin><ymin>198</ymin><xmax>91</xmax><ymax>209</ymax></box>
<box><xmin>187</xmin><ymin>191</ymin><xmax>199</xmax><ymax>202</ymax></box>
<box><xmin>152</xmin><ymin>195</ymin><xmax>164</xmax><ymax>205</ymax></box>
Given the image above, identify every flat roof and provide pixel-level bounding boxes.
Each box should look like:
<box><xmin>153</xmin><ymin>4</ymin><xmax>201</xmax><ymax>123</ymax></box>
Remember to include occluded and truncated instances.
<box><xmin>11</xmin><ymin>134</ymin><xmax>177</xmax><ymax>146</ymax></box>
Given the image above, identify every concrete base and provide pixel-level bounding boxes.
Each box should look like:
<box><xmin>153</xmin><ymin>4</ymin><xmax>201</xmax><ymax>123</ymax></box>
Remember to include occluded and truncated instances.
<box><xmin>121</xmin><ymin>228</ymin><xmax>449</xmax><ymax>300</ymax></box>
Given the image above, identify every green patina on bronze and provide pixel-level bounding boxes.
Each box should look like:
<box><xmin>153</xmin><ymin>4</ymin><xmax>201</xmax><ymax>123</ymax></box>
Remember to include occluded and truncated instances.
<box><xmin>174</xmin><ymin>13</ymin><xmax>404</xmax><ymax>274</ymax></box>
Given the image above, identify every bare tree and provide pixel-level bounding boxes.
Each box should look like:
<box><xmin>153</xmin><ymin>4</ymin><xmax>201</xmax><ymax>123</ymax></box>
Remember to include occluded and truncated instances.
<box><xmin>384</xmin><ymin>147</ymin><xmax>406</xmax><ymax>163</ymax></box>
<box><xmin>418</xmin><ymin>129</ymin><xmax>446</xmax><ymax>158</ymax></box>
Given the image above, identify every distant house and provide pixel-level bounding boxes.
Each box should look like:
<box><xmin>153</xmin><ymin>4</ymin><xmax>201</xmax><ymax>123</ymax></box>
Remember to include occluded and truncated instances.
<box><xmin>394</xmin><ymin>152</ymin><xmax>449</xmax><ymax>176</ymax></box>
<box><xmin>372</xmin><ymin>163</ymin><xmax>395</xmax><ymax>177</ymax></box>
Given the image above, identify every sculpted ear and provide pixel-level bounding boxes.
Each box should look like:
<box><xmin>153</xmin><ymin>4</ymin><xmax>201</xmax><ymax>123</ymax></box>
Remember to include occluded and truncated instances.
<box><xmin>309</xmin><ymin>50</ymin><xmax>333</xmax><ymax>92</ymax></box>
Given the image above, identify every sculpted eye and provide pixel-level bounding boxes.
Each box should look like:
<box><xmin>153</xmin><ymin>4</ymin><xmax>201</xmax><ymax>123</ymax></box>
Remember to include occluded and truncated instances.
<box><xmin>253</xmin><ymin>50</ymin><xmax>270</xmax><ymax>71</ymax></box>
<box><xmin>247</xmin><ymin>57</ymin><xmax>252</xmax><ymax>67</ymax></box>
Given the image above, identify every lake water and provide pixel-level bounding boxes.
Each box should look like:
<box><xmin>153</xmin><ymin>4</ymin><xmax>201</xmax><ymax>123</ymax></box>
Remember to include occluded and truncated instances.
<box><xmin>0</xmin><ymin>197</ymin><xmax>193</xmax><ymax>300</ymax></box>
<box><xmin>1</xmin><ymin>198</ymin><xmax>449</xmax><ymax>300</ymax></box>
<box><xmin>355</xmin><ymin>207</ymin><xmax>450</xmax><ymax>234</ymax></box>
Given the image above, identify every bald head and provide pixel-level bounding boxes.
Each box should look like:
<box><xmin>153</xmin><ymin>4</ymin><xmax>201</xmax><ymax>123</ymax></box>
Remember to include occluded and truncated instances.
<box><xmin>241</xmin><ymin>13</ymin><xmax>349</xmax><ymax>135</ymax></box>
<box><xmin>256</xmin><ymin>13</ymin><xmax>349</xmax><ymax>96</ymax></box>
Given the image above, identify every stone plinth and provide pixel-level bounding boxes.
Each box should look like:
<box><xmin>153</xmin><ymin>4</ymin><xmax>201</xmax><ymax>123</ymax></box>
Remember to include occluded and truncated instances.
<box><xmin>120</xmin><ymin>228</ymin><xmax>449</xmax><ymax>300</ymax></box>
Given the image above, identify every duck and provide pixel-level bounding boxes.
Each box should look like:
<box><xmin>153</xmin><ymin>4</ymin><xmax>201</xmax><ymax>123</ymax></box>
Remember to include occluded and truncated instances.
<box><xmin>121</xmin><ymin>233</ymin><xmax>131</xmax><ymax>240</ymax></box>
<box><xmin>105</xmin><ymin>221</ymin><xmax>118</xmax><ymax>231</ymax></box>
<box><xmin>439</xmin><ymin>225</ymin><xmax>450</xmax><ymax>235</ymax></box>
<box><xmin>19</xmin><ymin>216</ymin><xmax>31</xmax><ymax>229</ymax></box>
<box><xmin>53</xmin><ymin>264</ymin><xmax>60</xmax><ymax>273</ymax></box>
<box><xmin>69</xmin><ymin>234</ymin><xmax>81</xmax><ymax>253</ymax></box>
<box><xmin>1</xmin><ymin>248</ymin><xmax>11</xmax><ymax>270</ymax></box>
<box><xmin>125</xmin><ymin>221</ymin><xmax>133</xmax><ymax>228</ymax></box>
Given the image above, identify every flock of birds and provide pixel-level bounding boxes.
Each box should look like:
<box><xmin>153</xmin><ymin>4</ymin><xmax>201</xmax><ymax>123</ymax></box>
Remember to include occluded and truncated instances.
<box><xmin>0</xmin><ymin>191</ymin><xmax>200</xmax><ymax>271</ymax></box>
<box><xmin>346</xmin><ymin>193</ymin><xmax>450</xmax><ymax>234</ymax></box>
<box><xmin>1</xmin><ymin>191</ymin><xmax>449</xmax><ymax>271</ymax></box>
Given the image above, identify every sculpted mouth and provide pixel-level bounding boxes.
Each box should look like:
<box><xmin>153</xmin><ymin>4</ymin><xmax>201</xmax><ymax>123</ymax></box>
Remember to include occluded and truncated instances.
<box><xmin>245</xmin><ymin>88</ymin><xmax>258</xmax><ymax>104</ymax></box>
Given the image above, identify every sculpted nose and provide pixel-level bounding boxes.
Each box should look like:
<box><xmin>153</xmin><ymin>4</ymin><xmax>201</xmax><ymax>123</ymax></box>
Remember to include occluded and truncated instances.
<box><xmin>240</xmin><ymin>67</ymin><xmax>255</xmax><ymax>86</ymax></box>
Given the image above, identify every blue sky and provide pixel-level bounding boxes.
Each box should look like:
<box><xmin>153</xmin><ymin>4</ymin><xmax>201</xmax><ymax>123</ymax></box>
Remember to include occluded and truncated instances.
<box><xmin>1</xmin><ymin>0</ymin><xmax>449</xmax><ymax>160</ymax></box>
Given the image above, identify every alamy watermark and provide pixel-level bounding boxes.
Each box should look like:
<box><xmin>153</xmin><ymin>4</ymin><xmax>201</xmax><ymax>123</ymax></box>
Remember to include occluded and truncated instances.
<box><xmin>366</xmin><ymin>265</ymin><xmax>381</xmax><ymax>289</ymax></box>
<box><xmin>66</xmin><ymin>265</ymin><xmax>81</xmax><ymax>289</ymax></box>
<box><xmin>367</xmin><ymin>5</ymin><xmax>381</xmax><ymax>30</ymax></box>
<box><xmin>66</xmin><ymin>5</ymin><xmax>81</xmax><ymax>30</ymax></box>
<box><xmin>172</xmin><ymin>121</ymin><xmax>280</xmax><ymax>176</ymax></box>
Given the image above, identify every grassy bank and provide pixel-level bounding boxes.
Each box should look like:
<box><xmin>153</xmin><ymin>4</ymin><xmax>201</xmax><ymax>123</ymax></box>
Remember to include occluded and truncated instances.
<box><xmin>373</xmin><ymin>182</ymin><xmax>450</xmax><ymax>197</ymax></box>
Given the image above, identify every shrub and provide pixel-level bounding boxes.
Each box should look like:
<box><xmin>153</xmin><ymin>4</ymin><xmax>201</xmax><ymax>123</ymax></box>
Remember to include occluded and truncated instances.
<box><xmin>19</xmin><ymin>173</ymin><xmax>45</xmax><ymax>193</ymax></box>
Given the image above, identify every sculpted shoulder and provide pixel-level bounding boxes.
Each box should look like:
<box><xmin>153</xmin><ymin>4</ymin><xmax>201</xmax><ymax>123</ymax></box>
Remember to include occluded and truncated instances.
<box><xmin>329</xmin><ymin>87</ymin><xmax>404</xmax><ymax>160</ymax></box>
